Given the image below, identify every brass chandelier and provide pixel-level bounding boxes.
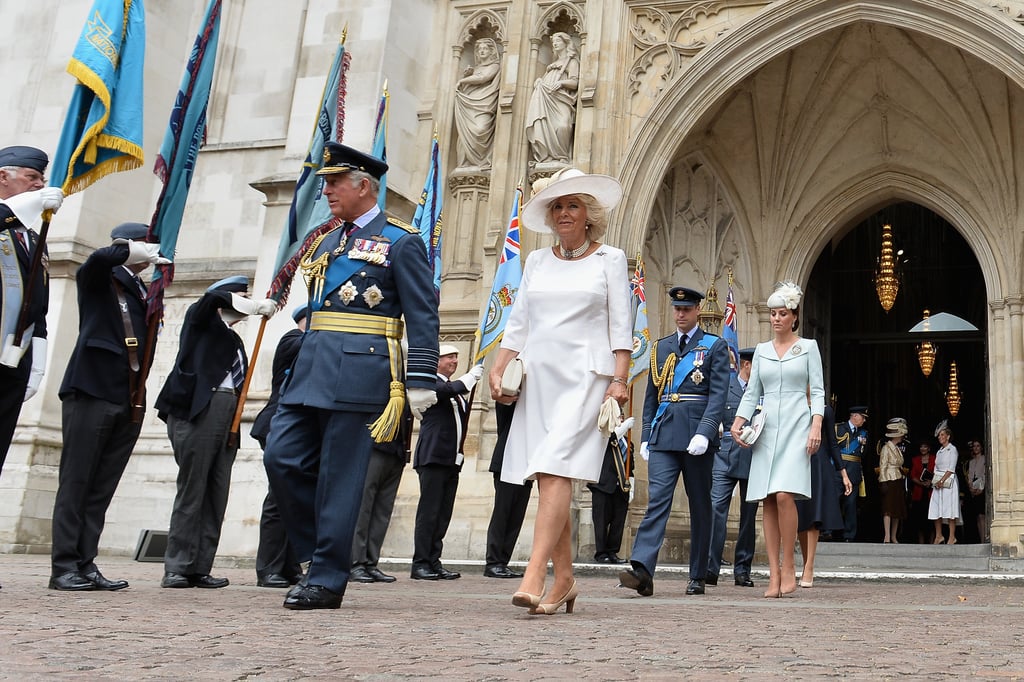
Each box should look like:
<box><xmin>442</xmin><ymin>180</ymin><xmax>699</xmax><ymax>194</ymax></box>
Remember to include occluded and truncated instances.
<box><xmin>916</xmin><ymin>309</ymin><xmax>937</xmax><ymax>376</ymax></box>
<box><xmin>874</xmin><ymin>223</ymin><xmax>900</xmax><ymax>312</ymax></box>
<box><xmin>698</xmin><ymin>280</ymin><xmax>724</xmax><ymax>334</ymax></box>
<box><xmin>945</xmin><ymin>361</ymin><xmax>962</xmax><ymax>417</ymax></box>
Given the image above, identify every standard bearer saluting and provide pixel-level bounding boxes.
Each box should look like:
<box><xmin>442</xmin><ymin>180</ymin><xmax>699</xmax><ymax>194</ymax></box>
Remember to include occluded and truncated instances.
<box><xmin>264</xmin><ymin>142</ymin><xmax>440</xmax><ymax>610</ymax></box>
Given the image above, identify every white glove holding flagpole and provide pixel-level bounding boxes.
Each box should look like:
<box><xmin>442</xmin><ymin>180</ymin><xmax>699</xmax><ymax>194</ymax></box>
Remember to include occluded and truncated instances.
<box><xmin>0</xmin><ymin>186</ymin><xmax>64</xmax><ymax>229</ymax></box>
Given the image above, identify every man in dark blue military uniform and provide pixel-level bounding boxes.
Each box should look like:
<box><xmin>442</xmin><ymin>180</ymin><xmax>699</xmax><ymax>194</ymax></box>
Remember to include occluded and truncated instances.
<box><xmin>619</xmin><ymin>286</ymin><xmax>730</xmax><ymax>597</ymax></box>
<box><xmin>836</xmin><ymin>405</ymin><xmax>869</xmax><ymax>541</ymax></box>
<box><xmin>706</xmin><ymin>346</ymin><xmax>759</xmax><ymax>588</ymax></box>
<box><xmin>264</xmin><ymin>142</ymin><xmax>439</xmax><ymax>610</ymax></box>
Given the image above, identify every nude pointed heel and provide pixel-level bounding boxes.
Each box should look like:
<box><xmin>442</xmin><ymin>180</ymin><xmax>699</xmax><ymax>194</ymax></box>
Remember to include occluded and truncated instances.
<box><xmin>533</xmin><ymin>580</ymin><xmax>578</xmax><ymax>615</ymax></box>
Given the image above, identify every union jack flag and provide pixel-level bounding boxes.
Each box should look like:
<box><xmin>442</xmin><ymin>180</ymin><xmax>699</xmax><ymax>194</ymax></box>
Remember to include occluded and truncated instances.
<box><xmin>722</xmin><ymin>274</ymin><xmax>740</xmax><ymax>374</ymax></box>
<box><xmin>500</xmin><ymin>206</ymin><xmax>520</xmax><ymax>264</ymax></box>
<box><xmin>628</xmin><ymin>256</ymin><xmax>650</xmax><ymax>384</ymax></box>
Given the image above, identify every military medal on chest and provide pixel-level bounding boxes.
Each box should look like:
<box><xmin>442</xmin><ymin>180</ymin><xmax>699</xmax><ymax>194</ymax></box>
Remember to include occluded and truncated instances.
<box><xmin>690</xmin><ymin>348</ymin><xmax>707</xmax><ymax>385</ymax></box>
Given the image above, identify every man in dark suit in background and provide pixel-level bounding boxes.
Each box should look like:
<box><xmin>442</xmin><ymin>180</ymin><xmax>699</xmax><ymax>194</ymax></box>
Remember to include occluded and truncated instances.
<box><xmin>836</xmin><ymin>405</ymin><xmax>869</xmax><ymax>541</ymax></box>
<box><xmin>48</xmin><ymin>222</ymin><xmax>169</xmax><ymax>591</ymax></box>
<box><xmin>263</xmin><ymin>143</ymin><xmax>439</xmax><ymax>610</ymax></box>
<box><xmin>250</xmin><ymin>305</ymin><xmax>308</xmax><ymax>588</ymax></box>
<box><xmin>620</xmin><ymin>286</ymin><xmax>730</xmax><ymax>597</ymax></box>
<box><xmin>482</xmin><ymin>401</ymin><xmax>530</xmax><ymax>579</ymax></box>
<box><xmin>410</xmin><ymin>345</ymin><xmax>482</xmax><ymax>580</ymax></box>
<box><xmin>0</xmin><ymin>145</ymin><xmax>63</xmax><ymax>473</ymax></box>
<box><xmin>156</xmin><ymin>275</ymin><xmax>276</xmax><ymax>589</ymax></box>
<box><xmin>706</xmin><ymin>346</ymin><xmax>759</xmax><ymax>588</ymax></box>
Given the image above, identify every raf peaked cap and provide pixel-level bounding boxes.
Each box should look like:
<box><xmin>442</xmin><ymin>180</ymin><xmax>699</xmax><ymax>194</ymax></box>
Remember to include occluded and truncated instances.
<box><xmin>207</xmin><ymin>274</ymin><xmax>248</xmax><ymax>293</ymax></box>
<box><xmin>668</xmin><ymin>286</ymin><xmax>704</xmax><ymax>307</ymax></box>
<box><xmin>0</xmin><ymin>145</ymin><xmax>48</xmax><ymax>173</ymax></box>
<box><xmin>739</xmin><ymin>347</ymin><xmax>756</xmax><ymax>361</ymax></box>
<box><xmin>315</xmin><ymin>142</ymin><xmax>388</xmax><ymax>179</ymax></box>
<box><xmin>110</xmin><ymin>222</ymin><xmax>149</xmax><ymax>241</ymax></box>
<box><xmin>848</xmin><ymin>405</ymin><xmax>869</xmax><ymax>417</ymax></box>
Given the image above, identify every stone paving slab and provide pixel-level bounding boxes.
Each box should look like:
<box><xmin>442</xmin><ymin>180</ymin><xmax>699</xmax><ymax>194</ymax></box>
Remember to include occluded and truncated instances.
<box><xmin>1</xmin><ymin>554</ymin><xmax>1022</xmax><ymax>680</ymax></box>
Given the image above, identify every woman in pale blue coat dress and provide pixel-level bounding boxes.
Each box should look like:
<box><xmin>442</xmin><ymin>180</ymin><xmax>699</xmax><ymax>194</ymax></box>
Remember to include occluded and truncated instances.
<box><xmin>731</xmin><ymin>282</ymin><xmax>824</xmax><ymax>598</ymax></box>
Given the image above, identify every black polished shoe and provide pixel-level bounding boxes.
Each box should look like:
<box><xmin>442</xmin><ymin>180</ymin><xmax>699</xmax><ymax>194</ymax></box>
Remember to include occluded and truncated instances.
<box><xmin>704</xmin><ymin>573</ymin><xmax>719</xmax><ymax>586</ymax></box>
<box><xmin>608</xmin><ymin>553</ymin><xmax>629</xmax><ymax>564</ymax></box>
<box><xmin>483</xmin><ymin>565</ymin><xmax>523</xmax><ymax>579</ymax></box>
<box><xmin>84</xmin><ymin>570</ymin><xmax>129</xmax><ymax>591</ymax></box>
<box><xmin>160</xmin><ymin>572</ymin><xmax>192</xmax><ymax>588</ymax></box>
<box><xmin>686</xmin><ymin>579</ymin><xmax>706</xmax><ymax>595</ymax></box>
<box><xmin>410</xmin><ymin>565</ymin><xmax>441</xmax><ymax>580</ymax></box>
<box><xmin>618</xmin><ymin>565</ymin><xmax>654</xmax><ymax>597</ymax></box>
<box><xmin>283</xmin><ymin>584</ymin><xmax>342</xmax><ymax>610</ymax></box>
<box><xmin>594</xmin><ymin>553</ymin><xmax>612</xmax><ymax>563</ymax></box>
<box><xmin>367</xmin><ymin>567</ymin><xmax>397</xmax><ymax>583</ymax></box>
<box><xmin>187</xmin><ymin>574</ymin><xmax>229</xmax><ymax>589</ymax></box>
<box><xmin>49</xmin><ymin>571</ymin><xmax>97</xmax><ymax>591</ymax></box>
<box><xmin>348</xmin><ymin>566</ymin><xmax>375</xmax><ymax>584</ymax></box>
<box><xmin>734</xmin><ymin>573</ymin><xmax>755</xmax><ymax>587</ymax></box>
<box><xmin>436</xmin><ymin>566</ymin><xmax>461</xmax><ymax>580</ymax></box>
<box><xmin>257</xmin><ymin>573</ymin><xmax>293</xmax><ymax>588</ymax></box>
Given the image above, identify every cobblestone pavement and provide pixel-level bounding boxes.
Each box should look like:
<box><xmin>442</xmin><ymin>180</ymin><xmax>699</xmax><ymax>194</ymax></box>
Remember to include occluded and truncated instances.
<box><xmin>2</xmin><ymin>554</ymin><xmax>1023</xmax><ymax>680</ymax></box>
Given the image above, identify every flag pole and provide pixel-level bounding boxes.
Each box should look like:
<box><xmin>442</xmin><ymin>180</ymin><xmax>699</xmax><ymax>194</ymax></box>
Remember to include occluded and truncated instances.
<box><xmin>227</xmin><ymin>316</ymin><xmax>268</xmax><ymax>448</ymax></box>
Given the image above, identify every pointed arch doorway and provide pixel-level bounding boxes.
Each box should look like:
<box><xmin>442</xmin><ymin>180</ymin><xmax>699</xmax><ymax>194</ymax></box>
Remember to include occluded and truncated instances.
<box><xmin>806</xmin><ymin>201</ymin><xmax>988</xmax><ymax>543</ymax></box>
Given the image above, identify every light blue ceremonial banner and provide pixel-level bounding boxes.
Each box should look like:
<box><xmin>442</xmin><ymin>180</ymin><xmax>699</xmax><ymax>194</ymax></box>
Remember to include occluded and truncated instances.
<box><xmin>628</xmin><ymin>258</ymin><xmax>650</xmax><ymax>384</ymax></box>
<box><xmin>411</xmin><ymin>135</ymin><xmax>443</xmax><ymax>297</ymax></box>
<box><xmin>372</xmin><ymin>88</ymin><xmax>388</xmax><ymax>209</ymax></box>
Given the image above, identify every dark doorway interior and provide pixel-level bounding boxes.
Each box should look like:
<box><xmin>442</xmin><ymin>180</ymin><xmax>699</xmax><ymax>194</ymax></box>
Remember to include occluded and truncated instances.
<box><xmin>805</xmin><ymin>201</ymin><xmax>988</xmax><ymax>543</ymax></box>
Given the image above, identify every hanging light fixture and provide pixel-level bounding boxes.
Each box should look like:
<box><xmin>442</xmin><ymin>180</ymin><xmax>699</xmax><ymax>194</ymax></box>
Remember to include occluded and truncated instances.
<box><xmin>698</xmin><ymin>280</ymin><xmax>724</xmax><ymax>334</ymax></box>
<box><xmin>874</xmin><ymin>223</ymin><xmax>900</xmax><ymax>312</ymax></box>
<box><xmin>945</xmin><ymin>361</ymin><xmax>962</xmax><ymax>417</ymax></box>
<box><xmin>916</xmin><ymin>309</ymin><xmax>937</xmax><ymax>376</ymax></box>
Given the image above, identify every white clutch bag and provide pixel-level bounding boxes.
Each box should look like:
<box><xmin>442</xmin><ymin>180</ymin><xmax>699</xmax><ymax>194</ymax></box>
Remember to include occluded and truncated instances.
<box><xmin>739</xmin><ymin>410</ymin><xmax>766</xmax><ymax>446</ymax></box>
<box><xmin>500</xmin><ymin>358</ymin><xmax>524</xmax><ymax>396</ymax></box>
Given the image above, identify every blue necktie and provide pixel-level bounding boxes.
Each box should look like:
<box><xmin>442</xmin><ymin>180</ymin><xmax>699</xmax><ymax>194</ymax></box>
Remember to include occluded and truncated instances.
<box><xmin>231</xmin><ymin>353</ymin><xmax>245</xmax><ymax>390</ymax></box>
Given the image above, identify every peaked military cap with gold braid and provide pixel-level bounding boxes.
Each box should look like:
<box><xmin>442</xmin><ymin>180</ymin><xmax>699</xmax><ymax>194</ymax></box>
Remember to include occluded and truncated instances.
<box><xmin>316</xmin><ymin>142</ymin><xmax>388</xmax><ymax>179</ymax></box>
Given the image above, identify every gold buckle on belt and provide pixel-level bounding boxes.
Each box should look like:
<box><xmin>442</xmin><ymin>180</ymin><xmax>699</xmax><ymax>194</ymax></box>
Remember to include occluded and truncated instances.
<box><xmin>309</xmin><ymin>311</ymin><xmax>404</xmax><ymax>339</ymax></box>
<box><xmin>669</xmin><ymin>393</ymin><xmax>680</xmax><ymax>402</ymax></box>
<box><xmin>124</xmin><ymin>337</ymin><xmax>138</xmax><ymax>347</ymax></box>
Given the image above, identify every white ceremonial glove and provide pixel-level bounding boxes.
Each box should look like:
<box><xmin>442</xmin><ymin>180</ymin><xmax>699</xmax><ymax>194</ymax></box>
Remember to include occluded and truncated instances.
<box><xmin>408</xmin><ymin>388</ymin><xmax>438</xmax><ymax>419</ymax></box>
<box><xmin>639</xmin><ymin>441</ymin><xmax>650</xmax><ymax>462</ymax></box>
<box><xmin>23</xmin><ymin>337</ymin><xmax>47</xmax><ymax>401</ymax></box>
<box><xmin>0</xmin><ymin>332</ymin><xmax>32</xmax><ymax>368</ymax></box>
<box><xmin>254</xmin><ymin>298</ymin><xmax>278</xmax><ymax>318</ymax></box>
<box><xmin>39</xmin><ymin>186</ymin><xmax>64</xmax><ymax>211</ymax></box>
<box><xmin>229</xmin><ymin>293</ymin><xmax>277</xmax><ymax>317</ymax></box>
<box><xmin>597</xmin><ymin>396</ymin><xmax>622</xmax><ymax>439</ymax></box>
<box><xmin>121</xmin><ymin>239</ymin><xmax>172</xmax><ymax>266</ymax></box>
<box><xmin>687</xmin><ymin>434</ymin><xmax>709</xmax><ymax>456</ymax></box>
<box><xmin>457</xmin><ymin>363</ymin><xmax>485</xmax><ymax>392</ymax></box>
<box><xmin>613</xmin><ymin>416</ymin><xmax>635</xmax><ymax>441</ymax></box>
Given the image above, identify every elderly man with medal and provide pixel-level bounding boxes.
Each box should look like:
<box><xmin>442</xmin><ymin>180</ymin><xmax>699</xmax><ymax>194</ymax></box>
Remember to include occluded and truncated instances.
<box><xmin>620</xmin><ymin>286</ymin><xmax>730</xmax><ymax>597</ymax></box>
<box><xmin>263</xmin><ymin>142</ymin><xmax>439</xmax><ymax>610</ymax></box>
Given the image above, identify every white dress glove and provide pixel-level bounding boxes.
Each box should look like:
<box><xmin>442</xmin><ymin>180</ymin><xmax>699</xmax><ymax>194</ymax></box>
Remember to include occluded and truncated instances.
<box><xmin>639</xmin><ymin>441</ymin><xmax>650</xmax><ymax>461</ymax></box>
<box><xmin>1</xmin><ymin>187</ymin><xmax>64</xmax><ymax>229</ymax></box>
<box><xmin>597</xmin><ymin>396</ymin><xmax>622</xmax><ymax>439</ymax></box>
<box><xmin>39</xmin><ymin>187</ymin><xmax>64</xmax><ymax>211</ymax></box>
<box><xmin>456</xmin><ymin>363</ymin><xmax>485</xmax><ymax>392</ymax></box>
<box><xmin>613</xmin><ymin>416</ymin><xmax>635</xmax><ymax>441</ymax></box>
<box><xmin>121</xmin><ymin>239</ymin><xmax>172</xmax><ymax>266</ymax></box>
<box><xmin>23</xmin><ymin>337</ymin><xmax>47</xmax><ymax>401</ymax></box>
<box><xmin>687</xmin><ymin>434</ymin><xmax>709</xmax><ymax>456</ymax></box>
<box><xmin>229</xmin><ymin>294</ymin><xmax>277</xmax><ymax>318</ymax></box>
<box><xmin>0</xmin><ymin>332</ymin><xmax>32</xmax><ymax>368</ymax></box>
<box><xmin>407</xmin><ymin>388</ymin><xmax>438</xmax><ymax>419</ymax></box>
<box><xmin>254</xmin><ymin>298</ymin><xmax>277</xmax><ymax>318</ymax></box>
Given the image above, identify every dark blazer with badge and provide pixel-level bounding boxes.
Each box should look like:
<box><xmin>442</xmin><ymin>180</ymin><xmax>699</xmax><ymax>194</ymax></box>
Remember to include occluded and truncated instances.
<box><xmin>713</xmin><ymin>373</ymin><xmax>751</xmax><ymax>479</ymax></box>
<box><xmin>0</xmin><ymin>209</ymin><xmax>49</xmax><ymax>355</ymax></box>
<box><xmin>155</xmin><ymin>290</ymin><xmax>247</xmax><ymax>423</ymax></box>
<box><xmin>280</xmin><ymin>212</ymin><xmax>439</xmax><ymax>412</ymax></box>
<box><xmin>413</xmin><ymin>375</ymin><xmax>471</xmax><ymax>469</ymax></box>
<box><xmin>58</xmin><ymin>244</ymin><xmax>148</xmax><ymax>405</ymax></box>
<box><xmin>642</xmin><ymin>327</ymin><xmax>730</xmax><ymax>451</ymax></box>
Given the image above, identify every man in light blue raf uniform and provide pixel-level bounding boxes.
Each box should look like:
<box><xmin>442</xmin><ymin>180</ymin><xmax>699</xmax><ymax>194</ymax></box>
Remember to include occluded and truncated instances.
<box><xmin>619</xmin><ymin>286</ymin><xmax>730</xmax><ymax>597</ymax></box>
<box><xmin>264</xmin><ymin>142</ymin><xmax>439</xmax><ymax>610</ymax></box>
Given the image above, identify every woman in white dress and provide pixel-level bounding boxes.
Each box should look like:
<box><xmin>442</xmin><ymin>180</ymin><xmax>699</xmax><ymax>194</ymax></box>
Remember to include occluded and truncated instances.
<box><xmin>489</xmin><ymin>168</ymin><xmax>632</xmax><ymax>615</ymax></box>
<box><xmin>731</xmin><ymin>282</ymin><xmax>824</xmax><ymax>598</ymax></box>
<box><xmin>929</xmin><ymin>425</ymin><xmax>961</xmax><ymax>544</ymax></box>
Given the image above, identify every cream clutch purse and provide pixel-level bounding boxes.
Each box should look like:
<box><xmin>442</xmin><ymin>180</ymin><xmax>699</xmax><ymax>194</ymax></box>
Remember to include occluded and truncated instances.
<box><xmin>739</xmin><ymin>410</ymin><xmax>766</xmax><ymax>446</ymax></box>
<box><xmin>500</xmin><ymin>359</ymin><xmax>524</xmax><ymax>396</ymax></box>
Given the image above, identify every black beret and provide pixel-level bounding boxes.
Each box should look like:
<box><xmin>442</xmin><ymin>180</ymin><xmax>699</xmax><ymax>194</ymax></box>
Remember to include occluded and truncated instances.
<box><xmin>110</xmin><ymin>222</ymin><xmax>149</xmax><ymax>241</ymax></box>
<box><xmin>315</xmin><ymin>142</ymin><xmax>388</xmax><ymax>179</ymax></box>
<box><xmin>0</xmin><ymin>145</ymin><xmax>48</xmax><ymax>173</ymax></box>
<box><xmin>668</xmin><ymin>286</ymin><xmax>704</xmax><ymax>307</ymax></box>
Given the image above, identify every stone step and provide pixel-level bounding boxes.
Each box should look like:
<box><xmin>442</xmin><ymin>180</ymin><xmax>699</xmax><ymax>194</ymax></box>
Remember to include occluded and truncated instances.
<box><xmin>809</xmin><ymin>542</ymin><xmax>991</xmax><ymax>572</ymax></box>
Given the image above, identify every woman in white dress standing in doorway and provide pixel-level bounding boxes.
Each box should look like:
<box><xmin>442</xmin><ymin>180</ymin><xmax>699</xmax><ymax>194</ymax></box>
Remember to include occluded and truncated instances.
<box><xmin>489</xmin><ymin>168</ymin><xmax>632</xmax><ymax>615</ymax></box>
<box><xmin>929</xmin><ymin>423</ymin><xmax>961</xmax><ymax>544</ymax></box>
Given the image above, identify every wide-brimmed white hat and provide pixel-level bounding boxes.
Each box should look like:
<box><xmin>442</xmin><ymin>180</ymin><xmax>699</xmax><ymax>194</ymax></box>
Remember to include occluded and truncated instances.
<box><xmin>520</xmin><ymin>168</ymin><xmax>623</xmax><ymax>234</ymax></box>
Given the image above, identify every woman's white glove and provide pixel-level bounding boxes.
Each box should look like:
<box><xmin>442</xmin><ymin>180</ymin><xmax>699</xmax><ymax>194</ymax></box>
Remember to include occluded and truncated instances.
<box><xmin>687</xmin><ymin>434</ymin><xmax>709</xmax><ymax>456</ymax></box>
<box><xmin>597</xmin><ymin>396</ymin><xmax>622</xmax><ymax>439</ymax></box>
<box><xmin>407</xmin><ymin>388</ymin><xmax>438</xmax><ymax>419</ymax></box>
<box><xmin>23</xmin><ymin>338</ymin><xmax>47</xmax><ymax>401</ymax></box>
<box><xmin>639</xmin><ymin>442</ymin><xmax>650</xmax><ymax>461</ymax></box>
<box><xmin>457</xmin><ymin>363</ymin><xmax>485</xmax><ymax>391</ymax></box>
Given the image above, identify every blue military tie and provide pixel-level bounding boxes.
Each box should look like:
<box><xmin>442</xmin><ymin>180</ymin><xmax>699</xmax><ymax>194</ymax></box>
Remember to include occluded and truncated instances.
<box><xmin>230</xmin><ymin>353</ymin><xmax>245</xmax><ymax>390</ymax></box>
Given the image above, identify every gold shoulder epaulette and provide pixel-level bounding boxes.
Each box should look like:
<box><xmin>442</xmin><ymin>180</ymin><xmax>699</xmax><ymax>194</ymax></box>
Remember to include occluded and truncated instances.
<box><xmin>388</xmin><ymin>217</ymin><xmax>417</xmax><ymax>234</ymax></box>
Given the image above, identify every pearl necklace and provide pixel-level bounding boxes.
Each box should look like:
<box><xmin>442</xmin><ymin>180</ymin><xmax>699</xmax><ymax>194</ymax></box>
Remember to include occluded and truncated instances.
<box><xmin>559</xmin><ymin>239</ymin><xmax>591</xmax><ymax>260</ymax></box>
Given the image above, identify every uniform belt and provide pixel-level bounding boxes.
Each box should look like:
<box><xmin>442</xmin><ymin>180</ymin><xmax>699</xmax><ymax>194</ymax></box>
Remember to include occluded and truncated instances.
<box><xmin>213</xmin><ymin>386</ymin><xmax>237</xmax><ymax>395</ymax></box>
<box><xmin>660</xmin><ymin>393</ymin><xmax>707</xmax><ymax>403</ymax></box>
<box><xmin>841</xmin><ymin>454</ymin><xmax>861</xmax><ymax>463</ymax></box>
<box><xmin>309</xmin><ymin>311</ymin><xmax>404</xmax><ymax>338</ymax></box>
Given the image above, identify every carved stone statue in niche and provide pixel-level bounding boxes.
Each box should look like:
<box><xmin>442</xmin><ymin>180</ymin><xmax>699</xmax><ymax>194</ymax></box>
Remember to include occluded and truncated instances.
<box><xmin>525</xmin><ymin>32</ymin><xmax>580</xmax><ymax>164</ymax></box>
<box><xmin>454</xmin><ymin>37</ymin><xmax>502</xmax><ymax>170</ymax></box>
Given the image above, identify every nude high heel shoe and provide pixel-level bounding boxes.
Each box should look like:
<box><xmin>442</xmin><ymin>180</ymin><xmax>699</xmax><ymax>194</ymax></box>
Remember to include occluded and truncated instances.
<box><xmin>533</xmin><ymin>580</ymin><xmax>579</xmax><ymax>615</ymax></box>
<box><xmin>512</xmin><ymin>590</ymin><xmax>544</xmax><ymax>612</ymax></box>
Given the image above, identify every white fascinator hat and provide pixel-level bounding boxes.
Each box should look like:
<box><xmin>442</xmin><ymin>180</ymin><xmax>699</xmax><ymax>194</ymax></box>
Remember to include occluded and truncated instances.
<box><xmin>766</xmin><ymin>281</ymin><xmax>803</xmax><ymax>310</ymax></box>
<box><xmin>521</xmin><ymin>167</ymin><xmax>623</xmax><ymax>239</ymax></box>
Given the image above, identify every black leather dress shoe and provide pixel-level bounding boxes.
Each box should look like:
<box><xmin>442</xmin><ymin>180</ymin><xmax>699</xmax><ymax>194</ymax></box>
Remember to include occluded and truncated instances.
<box><xmin>283</xmin><ymin>584</ymin><xmax>342</xmax><ymax>610</ymax></box>
<box><xmin>436</xmin><ymin>567</ymin><xmax>461</xmax><ymax>580</ymax></box>
<box><xmin>618</xmin><ymin>565</ymin><xmax>654</xmax><ymax>597</ymax></box>
<box><xmin>84</xmin><ymin>570</ymin><xmax>129</xmax><ymax>591</ymax></box>
<box><xmin>367</xmin><ymin>567</ymin><xmax>397</xmax><ymax>583</ymax></box>
<box><xmin>410</xmin><ymin>565</ymin><xmax>441</xmax><ymax>580</ymax></box>
<box><xmin>686</xmin><ymin>579</ymin><xmax>706</xmax><ymax>595</ymax></box>
<box><xmin>608</xmin><ymin>553</ymin><xmax>628</xmax><ymax>564</ymax></box>
<box><xmin>704</xmin><ymin>573</ymin><xmax>719</xmax><ymax>586</ymax></box>
<box><xmin>257</xmin><ymin>573</ymin><xmax>292</xmax><ymax>588</ymax></box>
<box><xmin>348</xmin><ymin>566</ymin><xmax>375</xmax><ymax>584</ymax></box>
<box><xmin>49</xmin><ymin>571</ymin><xmax>97</xmax><ymax>591</ymax></box>
<box><xmin>594</xmin><ymin>553</ymin><xmax>612</xmax><ymax>563</ymax></box>
<box><xmin>734</xmin><ymin>573</ymin><xmax>755</xmax><ymax>587</ymax></box>
<box><xmin>187</xmin><ymin>574</ymin><xmax>229</xmax><ymax>589</ymax></box>
<box><xmin>483</xmin><ymin>565</ymin><xmax>523</xmax><ymax>579</ymax></box>
<box><xmin>161</xmin><ymin>572</ymin><xmax>192</xmax><ymax>588</ymax></box>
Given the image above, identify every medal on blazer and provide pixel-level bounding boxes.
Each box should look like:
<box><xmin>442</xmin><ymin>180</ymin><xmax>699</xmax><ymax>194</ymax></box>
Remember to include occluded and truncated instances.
<box><xmin>691</xmin><ymin>349</ymin><xmax>706</xmax><ymax>385</ymax></box>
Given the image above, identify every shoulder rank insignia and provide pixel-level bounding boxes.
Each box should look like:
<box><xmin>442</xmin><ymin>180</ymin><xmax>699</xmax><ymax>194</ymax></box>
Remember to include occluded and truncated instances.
<box><xmin>388</xmin><ymin>217</ymin><xmax>417</xmax><ymax>234</ymax></box>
